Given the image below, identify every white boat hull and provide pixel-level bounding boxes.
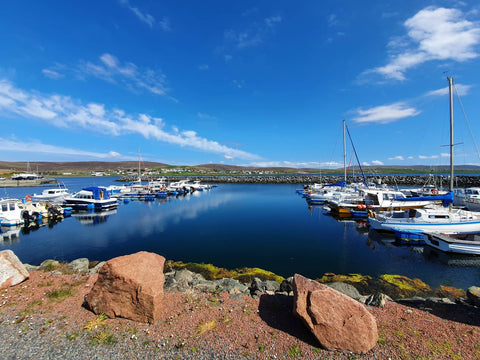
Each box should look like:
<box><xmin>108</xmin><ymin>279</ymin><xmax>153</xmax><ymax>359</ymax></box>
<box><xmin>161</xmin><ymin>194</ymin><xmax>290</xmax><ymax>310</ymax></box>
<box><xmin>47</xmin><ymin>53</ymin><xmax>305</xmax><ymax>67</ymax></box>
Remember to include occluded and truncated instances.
<box><xmin>425</xmin><ymin>233</ymin><xmax>480</xmax><ymax>255</ymax></box>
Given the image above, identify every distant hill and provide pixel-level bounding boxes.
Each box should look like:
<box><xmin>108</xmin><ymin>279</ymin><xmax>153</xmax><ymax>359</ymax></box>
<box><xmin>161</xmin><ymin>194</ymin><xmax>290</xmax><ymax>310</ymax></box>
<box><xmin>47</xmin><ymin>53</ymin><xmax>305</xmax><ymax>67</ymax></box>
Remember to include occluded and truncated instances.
<box><xmin>0</xmin><ymin>161</ymin><xmax>169</xmax><ymax>173</ymax></box>
<box><xmin>0</xmin><ymin>161</ymin><xmax>479</xmax><ymax>175</ymax></box>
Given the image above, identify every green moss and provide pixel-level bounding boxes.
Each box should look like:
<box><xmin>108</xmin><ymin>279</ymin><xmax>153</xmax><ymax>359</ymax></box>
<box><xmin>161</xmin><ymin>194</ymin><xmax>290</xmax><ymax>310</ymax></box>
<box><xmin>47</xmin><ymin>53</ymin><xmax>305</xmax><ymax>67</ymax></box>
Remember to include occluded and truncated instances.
<box><xmin>378</xmin><ymin>274</ymin><xmax>431</xmax><ymax>299</ymax></box>
<box><xmin>165</xmin><ymin>260</ymin><xmax>284</xmax><ymax>283</ymax></box>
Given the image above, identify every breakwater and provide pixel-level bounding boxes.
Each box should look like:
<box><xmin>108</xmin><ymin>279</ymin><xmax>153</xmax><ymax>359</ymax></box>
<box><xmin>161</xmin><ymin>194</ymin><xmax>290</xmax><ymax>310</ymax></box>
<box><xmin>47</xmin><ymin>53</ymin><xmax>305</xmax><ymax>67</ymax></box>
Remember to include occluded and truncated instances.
<box><xmin>117</xmin><ymin>175</ymin><xmax>480</xmax><ymax>187</ymax></box>
<box><xmin>0</xmin><ymin>178</ymin><xmax>58</xmax><ymax>188</ymax></box>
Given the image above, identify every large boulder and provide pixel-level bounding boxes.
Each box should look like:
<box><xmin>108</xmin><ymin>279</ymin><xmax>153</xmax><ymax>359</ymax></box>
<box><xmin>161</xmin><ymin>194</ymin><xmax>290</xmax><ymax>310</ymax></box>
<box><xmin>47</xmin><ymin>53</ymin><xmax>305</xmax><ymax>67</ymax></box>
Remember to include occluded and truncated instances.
<box><xmin>292</xmin><ymin>274</ymin><xmax>378</xmax><ymax>354</ymax></box>
<box><xmin>85</xmin><ymin>251</ymin><xmax>165</xmax><ymax>323</ymax></box>
<box><xmin>0</xmin><ymin>250</ymin><xmax>29</xmax><ymax>290</ymax></box>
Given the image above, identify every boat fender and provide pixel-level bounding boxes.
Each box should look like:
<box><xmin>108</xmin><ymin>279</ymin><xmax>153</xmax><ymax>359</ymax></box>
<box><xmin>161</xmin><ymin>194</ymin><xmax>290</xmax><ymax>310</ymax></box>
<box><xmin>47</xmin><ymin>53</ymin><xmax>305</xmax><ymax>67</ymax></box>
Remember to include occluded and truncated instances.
<box><xmin>25</xmin><ymin>194</ymin><xmax>33</xmax><ymax>202</ymax></box>
<box><xmin>432</xmin><ymin>189</ymin><xmax>439</xmax><ymax>195</ymax></box>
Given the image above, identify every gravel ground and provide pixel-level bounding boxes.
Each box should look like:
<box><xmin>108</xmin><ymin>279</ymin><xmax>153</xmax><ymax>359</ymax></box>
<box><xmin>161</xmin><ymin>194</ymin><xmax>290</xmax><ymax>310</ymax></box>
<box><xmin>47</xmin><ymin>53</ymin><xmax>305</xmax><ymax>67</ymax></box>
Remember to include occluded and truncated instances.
<box><xmin>0</xmin><ymin>271</ymin><xmax>479</xmax><ymax>359</ymax></box>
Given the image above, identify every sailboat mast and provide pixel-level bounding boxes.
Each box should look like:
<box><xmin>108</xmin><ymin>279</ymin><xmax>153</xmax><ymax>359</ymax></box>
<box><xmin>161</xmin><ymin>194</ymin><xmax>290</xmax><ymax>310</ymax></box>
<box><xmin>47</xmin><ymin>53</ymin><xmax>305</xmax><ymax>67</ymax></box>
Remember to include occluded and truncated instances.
<box><xmin>343</xmin><ymin>119</ymin><xmax>346</xmax><ymax>184</ymax></box>
<box><xmin>448</xmin><ymin>77</ymin><xmax>454</xmax><ymax>191</ymax></box>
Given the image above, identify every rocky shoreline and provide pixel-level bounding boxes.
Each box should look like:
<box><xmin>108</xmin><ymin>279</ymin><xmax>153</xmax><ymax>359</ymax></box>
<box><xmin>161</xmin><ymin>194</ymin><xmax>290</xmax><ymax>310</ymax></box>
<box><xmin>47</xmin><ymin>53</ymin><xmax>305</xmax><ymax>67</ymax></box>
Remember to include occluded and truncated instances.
<box><xmin>23</xmin><ymin>257</ymin><xmax>480</xmax><ymax>310</ymax></box>
<box><xmin>2</xmin><ymin>253</ymin><xmax>480</xmax><ymax>359</ymax></box>
<box><xmin>117</xmin><ymin>174</ymin><xmax>480</xmax><ymax>187</ymax></box>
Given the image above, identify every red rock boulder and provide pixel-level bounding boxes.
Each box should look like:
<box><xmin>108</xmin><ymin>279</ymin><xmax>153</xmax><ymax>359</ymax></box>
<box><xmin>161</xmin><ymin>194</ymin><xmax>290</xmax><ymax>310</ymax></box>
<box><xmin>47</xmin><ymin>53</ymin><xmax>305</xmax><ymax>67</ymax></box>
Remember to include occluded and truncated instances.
<box><xmin>292</xmin><ymin>274</ymin><xmax>378</xmax><ymax>354</ymax></box>
<box><xmin>85</xmin><ymin>251</ymin><xmax>165</xmax><ymax>323</ymax></box>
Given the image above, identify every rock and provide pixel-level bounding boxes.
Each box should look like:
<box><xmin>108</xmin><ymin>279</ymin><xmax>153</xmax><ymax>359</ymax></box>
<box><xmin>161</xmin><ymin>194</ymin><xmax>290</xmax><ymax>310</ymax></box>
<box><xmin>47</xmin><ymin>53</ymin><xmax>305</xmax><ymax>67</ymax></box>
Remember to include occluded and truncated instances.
<box><xmin>280</xmin><ymin>277</ymin><xmax>293</xmax><ymax>293</ymax></box>
<box><xmin>85</xmin><ymin>251</ymin><xmax>165</xmax><ymax>323</ymax></box>
<box><xmin>0</xmin><ymin>250</ymin><xmax>29</xmax><ymax>289</ymax></box>
<box><xmin>249</xmin><ymin>277</ymin><xmax>280</xmax><ymax>296</ymax></box>
<box><xmin>70</xmin><ymin>258</ymin><xmax>89</xmax><ymax>273</ymax></box>
<box><xmin>23</xmin><ymin>263</ymin><xmax>40</xmax><ymax>272</ymax></box>
<box><xmin>467</xmin><ymin>286</ymin><xmax>480</xmax><ymax>307</ymax></box>
<box><xmin>365</xmin><ymin>293</ymin><xmax>387</xmax><ymax>307</ymax></box>
<box><xmin>326</xmin><ymin>282</ymin><xmax>362</xmax><ymax>300</ymax></box>
<box><xmin>39</xmin><ymin>259</ymin><xmax>60</xmax><ymax>270</ymax></box>
<box><xmin>88</xmin><ymin>261</ymin><xmax>105</xmax><ymax>274</ymax></box>
<box><xmin>292</xmin><ymin>274</ymin><xmax>378</xmax><ymax>354</ymax></box>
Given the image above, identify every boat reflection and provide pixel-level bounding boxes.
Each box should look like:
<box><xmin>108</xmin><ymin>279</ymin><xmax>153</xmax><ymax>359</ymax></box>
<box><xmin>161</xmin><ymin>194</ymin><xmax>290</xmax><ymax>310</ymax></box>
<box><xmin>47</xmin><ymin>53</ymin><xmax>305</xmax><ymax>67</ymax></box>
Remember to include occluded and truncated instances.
<box><xmin>0</xmin><ymin>225</ymin><xmax>21</xmax><ymax>243</ymax></box>
<box><xmin>71</xmin><ymin>209</ymin><xmax>118</xmax><ymax>226</ymax></box>
<box><xmin>423</xmin><ymin>246</ymin><xmax>480</xmax><ymax>267</ymax></box>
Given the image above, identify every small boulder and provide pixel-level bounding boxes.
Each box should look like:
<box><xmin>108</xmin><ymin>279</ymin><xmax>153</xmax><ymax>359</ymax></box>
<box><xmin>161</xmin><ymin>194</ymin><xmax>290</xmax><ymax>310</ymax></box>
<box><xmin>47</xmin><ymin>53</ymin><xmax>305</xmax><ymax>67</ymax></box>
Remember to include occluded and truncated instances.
<box><xmin>0</xmin><ymin>250</ymin><xmax>29</xmax><ymax>289</ymax></box>
<box><xmin>365</xmin><ymin>293</ymin><xmax>388</xmax><ymax>307</ymax></box>
<box><xmin>467</xmin><ymin>286</ymin><xmax>480</xmax><ymax>307</ymax></box>
<box><xmin>85</xmin><ymin>251</ymin><xmax>165</xmax><ymax>323</ymax></box>
<box><xmin>292</xmin><ymin>274</ymin><xmax>378</xmax><ymax>354</ymax></box>
<box><xmin>70</xmin><ymin>258</ymin><xmax>89</xmax><ymax>273</ymax></box>
<box><xmin>326</xmin><ymin>282</ymin><xmax>362</xmax><ymax>301</ymax></box>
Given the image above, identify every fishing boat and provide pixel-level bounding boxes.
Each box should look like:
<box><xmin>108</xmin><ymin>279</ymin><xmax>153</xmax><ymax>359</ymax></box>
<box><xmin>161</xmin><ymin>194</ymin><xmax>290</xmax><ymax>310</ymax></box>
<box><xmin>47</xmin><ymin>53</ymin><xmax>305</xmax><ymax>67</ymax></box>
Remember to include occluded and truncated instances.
<box><xmin>64</xmin><ymin>187</ymin><xmax>118</xmax><ymax>210</ymax></box>
<box><xmin>0</xmin><ymin>199</ymin><xmax>24</xmax><ymax>226</ymax></box>
<box><xmin>424</xmin><ymin>232</ymin><xmax>480</xmax><ymax>255</ymax></box>
<box><xmin>368</xmin><ymin>77</ymin><xmax>480</xmax><ymax>235</ymax></box>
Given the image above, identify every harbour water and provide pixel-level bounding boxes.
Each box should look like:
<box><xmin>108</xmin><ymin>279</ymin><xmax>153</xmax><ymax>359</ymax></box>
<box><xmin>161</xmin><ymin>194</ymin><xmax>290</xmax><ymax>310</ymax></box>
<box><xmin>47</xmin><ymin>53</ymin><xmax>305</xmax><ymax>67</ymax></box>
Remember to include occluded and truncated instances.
<box><xmin>1</xmin><ymin>177</ymin><xmax>479</xmax><ymax>290</ymax></box>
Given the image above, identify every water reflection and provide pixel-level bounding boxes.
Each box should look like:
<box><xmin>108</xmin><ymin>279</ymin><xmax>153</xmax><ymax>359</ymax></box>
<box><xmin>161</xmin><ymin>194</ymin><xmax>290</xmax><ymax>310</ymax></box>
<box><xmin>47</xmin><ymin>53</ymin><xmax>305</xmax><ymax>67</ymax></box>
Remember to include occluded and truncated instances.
<box><xmin>423</xmin><ymin>246</ymin><xmax>480</xmax><ymax>267</ymax></box>
<box><xmin>0</xmin><ymin>226</ymin><xmax>21</xmax><ymax>243</ymax></box>
<box><xmin>71</xmin><ymin>209</ymin><xmax>118</xmax><ymax>226</ymax></box>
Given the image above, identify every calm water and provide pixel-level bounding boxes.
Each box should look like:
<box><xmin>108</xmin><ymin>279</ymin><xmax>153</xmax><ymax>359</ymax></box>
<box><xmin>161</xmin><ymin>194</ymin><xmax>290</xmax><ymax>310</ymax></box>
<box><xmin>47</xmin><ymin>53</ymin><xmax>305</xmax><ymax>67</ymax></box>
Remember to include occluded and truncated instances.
<box><xmin>1</xmin><ymin>177</ymin><xmax>479</xmax><ymax>290</ymax></box>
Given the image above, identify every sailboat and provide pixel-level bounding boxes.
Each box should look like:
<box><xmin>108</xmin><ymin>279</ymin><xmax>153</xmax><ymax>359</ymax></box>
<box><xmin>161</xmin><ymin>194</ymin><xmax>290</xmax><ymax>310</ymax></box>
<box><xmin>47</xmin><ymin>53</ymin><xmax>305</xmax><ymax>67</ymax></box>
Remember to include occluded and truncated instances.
<box><xmin>368</xmin><ymin>77</ymin><xmax>480</xmax><ymax>237</ymax></box>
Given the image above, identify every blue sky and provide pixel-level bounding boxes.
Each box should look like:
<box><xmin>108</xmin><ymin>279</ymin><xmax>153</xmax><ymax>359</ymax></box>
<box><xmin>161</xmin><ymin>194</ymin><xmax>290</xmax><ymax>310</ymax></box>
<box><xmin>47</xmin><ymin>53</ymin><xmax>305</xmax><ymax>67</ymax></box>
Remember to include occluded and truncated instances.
<box><xmin>1</xmin><ymin>1</ymin><xmax>480</xmax><ymax>169</ymax></box>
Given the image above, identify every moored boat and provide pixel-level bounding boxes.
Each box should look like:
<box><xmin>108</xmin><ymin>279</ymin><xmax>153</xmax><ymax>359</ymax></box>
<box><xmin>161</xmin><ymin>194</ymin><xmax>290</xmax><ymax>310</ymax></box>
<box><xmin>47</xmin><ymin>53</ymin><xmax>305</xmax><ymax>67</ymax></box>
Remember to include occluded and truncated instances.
<box><xmin>64</xmin><ymin>187</ymin><xmax>118</xmax><ymax>210</ymax></box>
<box><xmin>0</xmin><ymin>199</ymin><xmax>24</xmax><ymax>226</ymax></box>
<box><xmin>424</xmin><ymin>232</ymin><xmax>480</xmax><ymax>255</ymax></box>
<box><xmin>32</xmin><ymin>187</ymin><xmax>71</xmax><ymax>204</ymax></box>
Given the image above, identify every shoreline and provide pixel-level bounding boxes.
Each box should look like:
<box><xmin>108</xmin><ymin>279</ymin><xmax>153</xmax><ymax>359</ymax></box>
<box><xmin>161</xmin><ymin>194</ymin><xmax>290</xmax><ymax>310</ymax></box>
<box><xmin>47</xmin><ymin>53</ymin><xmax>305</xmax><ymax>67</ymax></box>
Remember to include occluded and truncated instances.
<box><xmin>1</xmin><ymin>255</ymin><xmax>479</xmax><ymax>359</ymax></box>
<box><xmin>117</xmin><ymin>174</ymin><xmax>480</xmax><ymax>187</ymax></box>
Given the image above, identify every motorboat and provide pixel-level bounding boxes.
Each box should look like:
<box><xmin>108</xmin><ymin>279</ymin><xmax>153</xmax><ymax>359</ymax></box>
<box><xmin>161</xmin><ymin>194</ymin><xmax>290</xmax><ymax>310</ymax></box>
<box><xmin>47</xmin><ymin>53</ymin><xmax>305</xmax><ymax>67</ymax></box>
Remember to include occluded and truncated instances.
<box><xmin>0</xmin><ymin>199</ymin><xmax>24</xmax><ymax>226</ymax></box>
<box><xmin>32</xmin><ymin>187</ymin><xmax>71</xmax><ymax>204</ymax></box>
<box><xmin>64</xmin><ymin>187</ymin><xmax>118</xmax><ymax>210</ymax></box>
<box><xmin>368</xmin><ymin>207</ymin><xmax>480</xmax><ymax>235</ymax></box>
<box><xmin>327</xmin><ymin>188</ymin><xmax>449</xmax><ymax>216</ymax></box>
<box><xmin>424</xmin><ymin>232</ymin><xmax>480</xmax><ymax>255</ymax></box>
<box><xmin>18</xmin><ymin>201</ymin><xmax>66</xmax><ymax>222</ymax></box>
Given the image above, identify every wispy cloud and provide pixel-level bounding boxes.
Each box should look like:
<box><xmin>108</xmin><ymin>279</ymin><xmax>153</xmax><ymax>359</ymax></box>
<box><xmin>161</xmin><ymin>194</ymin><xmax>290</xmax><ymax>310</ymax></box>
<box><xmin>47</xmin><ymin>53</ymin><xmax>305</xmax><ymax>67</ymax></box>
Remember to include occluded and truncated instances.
<box><xmin>362</xmin><ymin>160</ymin><xmax>384</xmax><ymax>166</ymax></box>
<box><xmin>388</xmin><ymin>156</ymin><xmax>405</xmax><ymax>161</ymax></box>
<box><xmin>224</xmin><ymin>15</ymin><xmax>282</xmax><ymax>49</ymax></box>
<box><xmin>0</xmin><ymin>137</ymin><xmax>131</xmax><ymax>160</ymax></box>
<box><xmin>246</xmin><ymin>160</ymin><xmax>341</xmax><ymax>168</ymax></box>
<box><xmin>43</xmin><ymin>53</ymin><xmax>170</xmax><ymax>97</ymax></box>
<box><xmin>119</xmin><ymin>0</ymin><xmax>171</xmax><ymax>30</ymax></box>
<box><xmin>425</xmin><ymin>83</ymin><xmax>472</xmax><ymax>97</ymax></box>
<box><xmin>364</xmin><ymin>7</ymin><xmax>480</xmax><ymax>80</ymax></box>
<box><xmin>0</xmin><ymin>79</ymin><xmax>260</xmax><ymax>161</ymax></box>
<box><xmin>352</xmin><ymin>102</ymin><xmax>420</xmax><ymax>124</ymax></box>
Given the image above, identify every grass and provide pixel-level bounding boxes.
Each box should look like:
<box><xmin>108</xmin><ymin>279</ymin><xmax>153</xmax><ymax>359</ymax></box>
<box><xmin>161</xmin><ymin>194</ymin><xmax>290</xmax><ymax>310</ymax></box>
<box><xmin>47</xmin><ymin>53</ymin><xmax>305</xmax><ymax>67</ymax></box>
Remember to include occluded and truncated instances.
<box><xmin>89</xmin><ymin>330</ymin><xmax>117</xmax><ymax>345</ymax></box>
<box><xmin>196</xmin><ymin>320</ymin><xmax>216</xmax><ymax>335</ymax></box>
<box><xmin>45</xmin><ymin>287</ymin><xmax>76</xmax><ymax>302</ymax></box>
<box><xmin>83</xmin><ymin>314</ymin><xmax>108</xmax><ymax>332</ymax></box>
<box><xmin>288</xmin><ymin>344</ymin><xmax>302</xmax><ymax>358</ymax></box>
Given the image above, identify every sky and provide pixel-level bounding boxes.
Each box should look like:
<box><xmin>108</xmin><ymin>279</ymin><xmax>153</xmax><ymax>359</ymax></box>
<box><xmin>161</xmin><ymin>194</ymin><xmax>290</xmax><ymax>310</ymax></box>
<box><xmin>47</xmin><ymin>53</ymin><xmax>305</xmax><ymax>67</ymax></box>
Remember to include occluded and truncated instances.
<box><xmin>1</xmin><ymin>1</ymin><xmax>480</xmax><ymax>169</ymax></box>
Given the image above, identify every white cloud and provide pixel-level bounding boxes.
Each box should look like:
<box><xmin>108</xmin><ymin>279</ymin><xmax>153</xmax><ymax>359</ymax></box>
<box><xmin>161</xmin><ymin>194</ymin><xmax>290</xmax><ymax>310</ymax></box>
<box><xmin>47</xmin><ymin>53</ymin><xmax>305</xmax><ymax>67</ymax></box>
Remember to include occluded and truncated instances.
<box><xmin>119</xmin><ymin>0</ymin><xmax>170</xmax><ymax>30</ymax></box>
<box><xmin>388</xmin><ymin>156</ymin><xmax>405</xmax><ymax>161</ymax></box>
<box><xmin>425</xmin><ymin>83</ymin><xmax>472</xmax><ymax>97</ymax></box>
<box><xmin>0</xmin><ymin>137</ymin><xmax>131</xmax><ymax>160</ymax></box>
<box><xmin>0</xmin><ymin>79</ymin><xmax>260</xmax><ymax>161</ymax></box>
<box><xmin>42</xmin><ymin>69</ymin><xmax>64</xmax><ymax>79</ymax></box>
<box><xmin>371</xmin><ymin>160</ymin><xmax>384</xmax><ymax>165</ymax></box>
<box><xmin>80</xmin><ymin>53</ymin><xmax>169</xmax><ymax>96</ymax></box>
<box><xmin>418</xmin><ymin>155</ymin><xmax>439</xmax><ymax>159</ymax></box>
<box><xmin>224</xmin><ymin>15</ymin><xmax>282</xmax><ymax>49</ymax></box>
<box><xmin>352</xmin><ymin>102</ymin><xmax>420</xmax><ymax>124</ymax></box>
<box><xmin>246</xmin><ymin>160</ymin><xmax>342</xmax><ymax>168</ymax></box>
<box><xmin>366</xmin><ymin>7</ymin><xmax>480</xmax><ymax>80</ymax></box>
